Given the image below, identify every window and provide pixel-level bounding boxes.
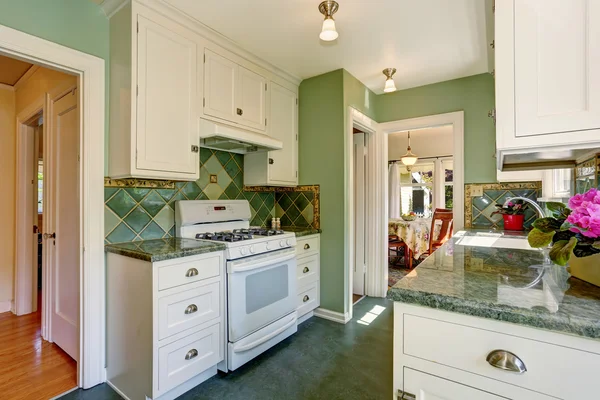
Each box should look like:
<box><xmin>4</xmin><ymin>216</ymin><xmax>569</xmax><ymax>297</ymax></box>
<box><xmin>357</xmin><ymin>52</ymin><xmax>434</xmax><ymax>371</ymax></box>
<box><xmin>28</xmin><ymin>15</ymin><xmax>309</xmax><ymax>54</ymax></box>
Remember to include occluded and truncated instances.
<box><xmin>398</xmin><ymin>158</ymin><xmax>453</xmax><ymax>217</ymax></box>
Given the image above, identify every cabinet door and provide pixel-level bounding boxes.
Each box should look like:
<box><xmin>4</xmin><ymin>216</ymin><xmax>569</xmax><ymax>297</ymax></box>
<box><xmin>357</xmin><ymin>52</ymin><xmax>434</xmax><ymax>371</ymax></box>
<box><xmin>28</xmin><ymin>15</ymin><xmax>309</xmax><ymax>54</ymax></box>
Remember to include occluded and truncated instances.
<box><xmin>268</xmin><ymin>83</ymin><xmax>297</xmax><ymax>184</ymax></box>
<box><xmin>204</xmin><ymin>49</ymin><xmax>237</xmax><ymax>122</ymax></box>
<box><xmin>136</xmin><ymin>15</ymin><xmax>197</xmax><ymax>174</ymax></box>
<box><xmin>237</xmin><ymin>66</ymin><xmax>267</xmax><ymax>131</ymax></box>
<box><xmin>514</xmin><ymin>0</ymin><xmax>600</xmax><ymax>137</ymax></box>
<box><xmin>403</xmin><ymin>368</ymin><xmax>503</xmax><ymax>400</ymax></box>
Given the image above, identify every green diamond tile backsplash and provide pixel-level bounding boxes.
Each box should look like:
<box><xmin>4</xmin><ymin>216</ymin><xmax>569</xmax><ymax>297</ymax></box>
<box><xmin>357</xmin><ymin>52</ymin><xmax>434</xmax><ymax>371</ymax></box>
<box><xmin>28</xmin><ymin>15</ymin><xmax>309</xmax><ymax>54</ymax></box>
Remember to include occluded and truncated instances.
<box><xmin>105</xmin><ymin>148</ymin><xmax>275</xmax><ymax>243</ymax></box>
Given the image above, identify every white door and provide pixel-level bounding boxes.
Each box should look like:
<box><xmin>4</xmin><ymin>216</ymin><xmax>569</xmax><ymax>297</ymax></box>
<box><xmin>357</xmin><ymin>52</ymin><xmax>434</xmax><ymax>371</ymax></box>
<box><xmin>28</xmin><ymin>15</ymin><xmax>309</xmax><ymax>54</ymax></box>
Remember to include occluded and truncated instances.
<box><xmin>237</xmin><ymin>66</ymin><xmax>266</xmax><ymax>131</ymax></box>
<box><xmin>204</xmin><ymin>49</ymin><xmax>237</xmax><ymax>122</ymax></box>
<box><xmin>136</xmin><ymin>14</ymin><xmax>198</xmax><ymax>175</ymax></box>
<box><xmin>268</xmin><ymin>83</ymin><xmax>297</xmax><ymax>184</ymax></box>
<box><xmin>514</xmin><ymin>0</ymin><xmax>600</xmax><ymax>137</ymax></box>
<box><xmin>403</xmin><ymin>368</ymin><xmax>503</xmax><ymax>400</ymax></box>
<box><xmin>353</xmin><ymin>133</ymin><xmax>366</xmax><ymax>296</ymax></box>
<box><xmin>49</xmin><ymin>89</ymin><xmax>79</xmax><ymax>361</ymax></box>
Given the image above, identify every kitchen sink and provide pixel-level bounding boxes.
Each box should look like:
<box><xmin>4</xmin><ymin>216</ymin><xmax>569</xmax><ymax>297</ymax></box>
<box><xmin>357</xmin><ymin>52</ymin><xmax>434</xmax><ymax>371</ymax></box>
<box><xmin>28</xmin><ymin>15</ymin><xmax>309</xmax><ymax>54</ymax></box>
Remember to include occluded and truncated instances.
<box><xmin>454</xmin><ymin>231</ymin><xmax>535</xmax><ymax>251</ymax></box>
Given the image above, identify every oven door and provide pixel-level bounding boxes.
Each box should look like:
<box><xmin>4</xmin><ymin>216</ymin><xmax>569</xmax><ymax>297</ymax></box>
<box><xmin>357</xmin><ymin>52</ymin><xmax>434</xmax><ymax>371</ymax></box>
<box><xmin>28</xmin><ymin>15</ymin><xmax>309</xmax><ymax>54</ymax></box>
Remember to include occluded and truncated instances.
<box><xmin>227</xmin><ymin>247</ymin><xmax>297</xmax><ymax>342</ymax></box>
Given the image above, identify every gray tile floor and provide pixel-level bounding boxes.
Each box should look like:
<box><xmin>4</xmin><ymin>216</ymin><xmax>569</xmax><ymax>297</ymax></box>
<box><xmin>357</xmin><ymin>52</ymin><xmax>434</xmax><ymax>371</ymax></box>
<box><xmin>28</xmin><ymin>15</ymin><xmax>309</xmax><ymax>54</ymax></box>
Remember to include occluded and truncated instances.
<box><xmin>60</xmin><ymin>297</ymin><xmax>393</xmax><ymax>400</ymax></box>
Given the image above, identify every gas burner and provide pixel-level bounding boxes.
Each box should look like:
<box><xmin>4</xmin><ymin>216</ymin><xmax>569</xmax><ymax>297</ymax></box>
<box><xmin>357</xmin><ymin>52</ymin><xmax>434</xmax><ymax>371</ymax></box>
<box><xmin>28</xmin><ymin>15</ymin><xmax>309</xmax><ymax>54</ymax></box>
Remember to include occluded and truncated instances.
<box><xmin>196</xmin><ymin>232</ymin><xmax>252</xmax><ymax>242</ymax></box>
<box><xmin>234</xmin><ymin>228</ymin><xmax>285</xmax><ymax>236</ymax></box>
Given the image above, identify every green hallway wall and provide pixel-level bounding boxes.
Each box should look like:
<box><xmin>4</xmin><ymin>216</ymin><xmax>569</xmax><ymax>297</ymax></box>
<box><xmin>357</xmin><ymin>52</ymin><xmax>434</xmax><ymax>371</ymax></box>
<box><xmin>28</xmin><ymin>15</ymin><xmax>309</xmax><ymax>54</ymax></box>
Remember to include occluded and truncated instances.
<box><xmin>376</xmin><ymin>73</ymin><xmax>496</xmax><ymax>183</ymax></box>
<box><xmin>0</xmin><ymin>0</ymin><xmax>110</xmax><ymax>173</ymax></box>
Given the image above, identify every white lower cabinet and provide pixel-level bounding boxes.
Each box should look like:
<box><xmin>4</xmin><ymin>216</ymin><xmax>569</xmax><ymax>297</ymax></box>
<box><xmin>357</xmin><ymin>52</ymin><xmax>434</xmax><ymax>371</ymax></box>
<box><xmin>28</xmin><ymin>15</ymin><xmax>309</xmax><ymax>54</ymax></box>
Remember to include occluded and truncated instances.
<box><xmin>106</xmin><ymin>251</ymin><xmax>225</xmax><ymax>400</ymax></box>
<box><xmin>295</xmin><ymin>234</ymin><xmax>320</xmax><ymax>323</ymax></box>
<box><xmin>395</xmin><ymin>303</ymin><xmax>600</xmax><ymax>400</ymax></box>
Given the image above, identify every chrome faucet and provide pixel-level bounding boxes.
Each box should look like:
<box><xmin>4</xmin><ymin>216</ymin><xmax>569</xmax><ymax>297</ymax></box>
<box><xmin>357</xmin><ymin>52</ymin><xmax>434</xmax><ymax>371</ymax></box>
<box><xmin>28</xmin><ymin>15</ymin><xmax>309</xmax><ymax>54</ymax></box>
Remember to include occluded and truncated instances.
<box><xmin>503</xmin><ymin>196</ymin><xmax>546</xmax><ymax>218</ymax></box>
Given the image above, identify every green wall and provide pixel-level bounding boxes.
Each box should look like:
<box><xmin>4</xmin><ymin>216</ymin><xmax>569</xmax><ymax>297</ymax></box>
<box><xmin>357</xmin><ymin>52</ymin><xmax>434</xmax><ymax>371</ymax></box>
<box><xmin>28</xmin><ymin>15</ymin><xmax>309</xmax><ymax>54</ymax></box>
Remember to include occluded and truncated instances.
<box><xmin>299</xmin><ymin>70</ymin><xmax>346</xmax><ymax>313</ymax></box>
<box><xmin>0</xmin><ymin>0</ymin><xmax>110</xmax><ymax>172</ymax></box>
<box><xmin>377</xmin><ymin>73</ymin><xmax>496</xmax><ymax>183</ymax></box>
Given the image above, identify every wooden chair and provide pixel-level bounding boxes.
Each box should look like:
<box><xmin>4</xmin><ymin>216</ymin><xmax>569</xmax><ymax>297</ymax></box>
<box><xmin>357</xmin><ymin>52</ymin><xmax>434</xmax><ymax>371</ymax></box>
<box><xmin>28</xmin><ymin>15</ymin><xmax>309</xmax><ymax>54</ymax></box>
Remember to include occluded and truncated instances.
<box><xmin>389</xmin><ymin>235</ymin><xmax>411</xmax><ymax>268</ymax></box>
<box><xmin>424</xmin><ymin>208</ymin><xmax>454</xmax><ymax>257</ymax></box>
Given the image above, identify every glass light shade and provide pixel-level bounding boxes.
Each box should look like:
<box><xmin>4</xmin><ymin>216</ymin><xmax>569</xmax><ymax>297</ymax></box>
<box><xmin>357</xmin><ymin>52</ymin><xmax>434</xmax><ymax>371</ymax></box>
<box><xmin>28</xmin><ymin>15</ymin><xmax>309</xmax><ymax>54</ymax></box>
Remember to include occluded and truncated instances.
<box><xmin>384</xmin><ymin>77</ymin><xmax>397</xmax><ymax>93</ymax></box>
<box><xmin>401</xmin><ymin>152</ymin><xmax>418</xmax><ymax>166</ymax></box>
<box><xmin>320</xmin><ymin>17</ymin><xmax>338</xmax><ymax>41</ymax></box>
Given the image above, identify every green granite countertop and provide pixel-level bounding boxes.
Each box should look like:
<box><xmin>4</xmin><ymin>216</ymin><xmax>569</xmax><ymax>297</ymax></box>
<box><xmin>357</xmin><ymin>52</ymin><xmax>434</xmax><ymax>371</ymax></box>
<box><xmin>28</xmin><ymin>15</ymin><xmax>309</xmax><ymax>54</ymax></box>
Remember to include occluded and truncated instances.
<box><xmin>282</xmin><ymin>227</ymin><xmax>322</xmax><ymax>237</ymax></box>
<box><xmin>387</xmin><ymin>230</ymin><xmax>600</xmax><ymax>340</ymax></box>
<box><xmin>105</xmin><ymin>238</ymin><xmax>226</xmax><ymax>262</ymax></box>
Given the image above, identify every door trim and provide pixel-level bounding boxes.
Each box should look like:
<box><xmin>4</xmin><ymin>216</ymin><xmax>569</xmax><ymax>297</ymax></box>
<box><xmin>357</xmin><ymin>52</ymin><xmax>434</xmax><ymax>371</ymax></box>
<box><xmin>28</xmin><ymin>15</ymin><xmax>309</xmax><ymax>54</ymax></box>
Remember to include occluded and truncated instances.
<box><xmin>2</xmin><ymin>24</ymin><xmax>105</xmax><ymax>388</ymax></box>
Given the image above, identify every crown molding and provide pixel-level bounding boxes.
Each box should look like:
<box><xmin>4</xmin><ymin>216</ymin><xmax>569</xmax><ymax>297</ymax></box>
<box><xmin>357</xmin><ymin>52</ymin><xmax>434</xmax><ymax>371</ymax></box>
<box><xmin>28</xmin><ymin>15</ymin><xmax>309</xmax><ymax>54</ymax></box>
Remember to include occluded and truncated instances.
<box><xmin>97</xmin><ymin>0</ymin><xmax>129</xmax><ymax>18</ymax></box>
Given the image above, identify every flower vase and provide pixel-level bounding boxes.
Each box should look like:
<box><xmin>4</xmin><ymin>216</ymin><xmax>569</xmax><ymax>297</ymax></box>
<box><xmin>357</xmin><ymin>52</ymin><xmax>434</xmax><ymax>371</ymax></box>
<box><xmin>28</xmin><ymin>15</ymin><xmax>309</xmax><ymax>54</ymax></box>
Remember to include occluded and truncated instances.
<box><xmin>569</xmin><ymin>253</ymin><xmax>600</xmax><ymax>287</ymax></box>
<box><xmin>503</xmin><ymin>214</ymin><xmax>524</xmax><ymax>231</ymax></box>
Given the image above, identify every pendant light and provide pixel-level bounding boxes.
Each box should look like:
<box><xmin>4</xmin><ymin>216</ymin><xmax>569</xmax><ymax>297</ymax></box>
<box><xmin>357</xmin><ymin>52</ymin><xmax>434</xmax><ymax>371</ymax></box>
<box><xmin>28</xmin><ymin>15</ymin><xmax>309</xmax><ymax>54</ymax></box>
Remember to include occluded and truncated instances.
<box><xmin>401</xmin><ymin>131</ymin><xmax>418</xmax><ymax>166</ymax></box>
<box><xmin>382</xmin><ymin>68</ymin><xmax>397</xmax><ymax>93</ymax></box>
<box><xmin>318</xmin><ymin>1</ymin><xmax>339</xmax><ymax>41</ymax></box>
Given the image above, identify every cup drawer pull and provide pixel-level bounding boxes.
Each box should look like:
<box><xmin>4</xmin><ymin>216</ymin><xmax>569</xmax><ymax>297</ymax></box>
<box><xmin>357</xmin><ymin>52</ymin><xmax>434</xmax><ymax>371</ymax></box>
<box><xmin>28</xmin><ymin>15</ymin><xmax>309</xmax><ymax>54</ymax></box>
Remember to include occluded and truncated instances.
<box><xmin>303</xmin><ymin>295</ymin><xmax>310</xmax><ymax>303</ymax></box>
<box><xmin>303</xmin><ymin>243</ymin><xmax>310</xmax><ymax>250</ymax></box>
<box><xmin>303</xmin><ymin>266</ymin><xmax>310</xmax><ymax>273</ymax></box>
<box><xmin>184</xmin><ymin>304</ymin><xmax>198</xmax><ymax>314</ymax></box>
<box><xmin>185</xmin><ymin>268</ymin><xmax>199</xmax><ymax>277</ymax></box>
<box><xmin>486</xmin><ymin>350</ymin><xmax>527</xmax><ymax>374</ymax></box>
<box><xmin>185</xmin><ymin>349</ymin><xmax>198</xmax><ymax>360</ymax></box>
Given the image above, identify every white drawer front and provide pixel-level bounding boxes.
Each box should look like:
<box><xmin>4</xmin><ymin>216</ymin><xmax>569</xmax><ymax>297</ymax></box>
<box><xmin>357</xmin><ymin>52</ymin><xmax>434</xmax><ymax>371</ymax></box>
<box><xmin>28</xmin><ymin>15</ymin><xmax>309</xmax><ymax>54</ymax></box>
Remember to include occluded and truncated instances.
<box><xmin>158</xmin><ymin>254</ymin><xmax>221</xmax><ymax>291</ymax></box>
<box><xmin>158</xmin><ymin>323</ymin><xmax>221</xmax><ymax>393</ymax></box>
<box><xmin>296</xmin><ymin>235</ymin><xmax>319</xmax><ymax>257</ymax></box>
<box><xmin>297</xmin><ymin>282</ymin><xmax>319</xmax><ymax>317</ymax></box>
<box><xmin>296</xmin><ymin>254</ymin><xmax>319</xmax><ymax>287</ymax></box>
<box><xmin>158</xmin><ymin>282</ymin><xmax>220</xmax><ymax>340</ymax></box>
<box><xmin>403</xmin><ymin>314</ymin><xmax>600</xmax><ymax>399</ymax></box>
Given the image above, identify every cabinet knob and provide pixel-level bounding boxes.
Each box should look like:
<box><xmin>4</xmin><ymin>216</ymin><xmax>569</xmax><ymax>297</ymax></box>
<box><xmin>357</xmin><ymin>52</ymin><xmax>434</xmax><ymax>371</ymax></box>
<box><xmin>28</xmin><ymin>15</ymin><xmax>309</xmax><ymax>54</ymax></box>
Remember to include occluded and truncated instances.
<box><xmin>304</xmin><ymin>243</ymin><xmax>310</xmax><ymax>250</ymax></box>
<box><xmin>486</xmin><ymin>350</ymin><xmax>527</xmax><ymax>374</ymax></box>
<box><xmin>269</xmin><ymin>158</ymin><xmax>274</xmax><ymax>165</ymax></box>
<box><xmin>185</xmin><ymin>349</ymin><xmax>198</xmax><ymax>360</ymax></box>
<box><xmin>236</xmin><ymin>108</ymin><xmax>243</xmax><ymax>116</ymax></box>
<box><xmin>184</xmin><ymin>304</ymin><xmax>198</xmax><ymax>314</ymax></box>
<box><xmin>191</xmin><ymin>145</ymin><xmax>199</xmax><ymax>153</ymax></box>
<box><xmin>303</xmin><ymin>295</ymin><xmax>310</xmax><ymax>303</ymax></box>
<box><xmin>185</xmin><ymin>268</ymin><xmax>199</xmax><ymax>277</ymax></box>
<box><xmin>303</xmin><ymin>266</ymin><xmax>310</xmax><ymax>274</ymax></box>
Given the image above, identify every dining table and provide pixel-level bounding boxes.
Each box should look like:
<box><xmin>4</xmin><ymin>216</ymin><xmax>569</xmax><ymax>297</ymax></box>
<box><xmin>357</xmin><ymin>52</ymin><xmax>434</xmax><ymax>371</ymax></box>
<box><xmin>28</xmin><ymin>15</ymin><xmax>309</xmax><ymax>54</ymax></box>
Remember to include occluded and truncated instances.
<box><xmin>388</xmin><ymin>218</ymin><xmax>433</xmax><ymax>265</ymax></box>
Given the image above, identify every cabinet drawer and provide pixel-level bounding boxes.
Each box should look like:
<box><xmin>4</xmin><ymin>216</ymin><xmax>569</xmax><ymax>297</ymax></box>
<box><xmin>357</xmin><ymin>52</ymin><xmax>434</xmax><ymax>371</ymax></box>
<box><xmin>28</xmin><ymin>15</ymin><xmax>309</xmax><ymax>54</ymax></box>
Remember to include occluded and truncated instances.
<box><xmin>158</xmin><ymin>323</ymin><xmax>221</xmax><ymax>393</ymax></box>
<box><xmin>403</xmin><ymin>368</ymin><xmax>504</xmax><ymax>399</ymax></box>
<box><xmin>157</xmin><ymin>254</ymin><xmax>221</xmax><ymax>291</ymax></box>
<box><xmin>297</xmin><ymin>281</ymin><xmax>319</xmax><ymax>317</ymax></box>
<box><xmin>403</xmin><ymin>314</ymin><xmax>600</xmax><ymax>399</ymax></box>
<box><xmin>296</xmin><ymin>236</ymin><xmax>319</xmax><ymax>257</ymax></box>
<box><xmin>296</xmin><ymin>254</ymin><xmax>319</xmax><ymax>287</ymax></box>
<box><xmin>158</xmin><ymin>282</ymin><xmax>220</xmax><ymax>340</ymax></box>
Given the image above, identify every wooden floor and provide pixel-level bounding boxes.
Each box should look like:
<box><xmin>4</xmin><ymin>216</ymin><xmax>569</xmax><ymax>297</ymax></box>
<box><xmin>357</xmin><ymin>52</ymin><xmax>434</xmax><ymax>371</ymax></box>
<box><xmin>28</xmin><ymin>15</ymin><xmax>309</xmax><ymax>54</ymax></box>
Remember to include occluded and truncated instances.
<box><xmin>352</xmin><ymin>294</ymin><xmax>364</xmax><ymax>304</ymax></box>
<box><xmin>0</xmin><ymin>302</ymin><xmax>77</xmax><ymax>400</ymax></box>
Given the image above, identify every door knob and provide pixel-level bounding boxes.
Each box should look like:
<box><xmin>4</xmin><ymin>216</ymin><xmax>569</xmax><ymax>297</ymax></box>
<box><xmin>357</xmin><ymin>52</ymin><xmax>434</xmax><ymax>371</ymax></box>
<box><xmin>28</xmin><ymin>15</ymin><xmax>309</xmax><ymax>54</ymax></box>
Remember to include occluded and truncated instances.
<box><xmin>43</xmin><ymin>232</ymin><xmax>56</xmax><ymax>240</ymax></box>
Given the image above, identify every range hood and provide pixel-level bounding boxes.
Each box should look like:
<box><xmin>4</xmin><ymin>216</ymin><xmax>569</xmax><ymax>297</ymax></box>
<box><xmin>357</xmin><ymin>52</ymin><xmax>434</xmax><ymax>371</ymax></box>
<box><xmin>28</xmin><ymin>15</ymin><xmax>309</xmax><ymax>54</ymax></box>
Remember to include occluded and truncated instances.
<box><xmin>199</xmin><ymin>119</ymin><xmax>282</xmax><ymax>154</ymax></box>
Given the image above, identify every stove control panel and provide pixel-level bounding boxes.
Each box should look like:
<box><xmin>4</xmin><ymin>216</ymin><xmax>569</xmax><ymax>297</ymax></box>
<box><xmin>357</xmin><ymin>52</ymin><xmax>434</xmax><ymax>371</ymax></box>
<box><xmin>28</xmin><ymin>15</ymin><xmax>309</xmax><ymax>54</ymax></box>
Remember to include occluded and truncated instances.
<box><xmin>226</xmin><ymin>236</ymin><xmax>297</xmax><ymax>260</ymax></box>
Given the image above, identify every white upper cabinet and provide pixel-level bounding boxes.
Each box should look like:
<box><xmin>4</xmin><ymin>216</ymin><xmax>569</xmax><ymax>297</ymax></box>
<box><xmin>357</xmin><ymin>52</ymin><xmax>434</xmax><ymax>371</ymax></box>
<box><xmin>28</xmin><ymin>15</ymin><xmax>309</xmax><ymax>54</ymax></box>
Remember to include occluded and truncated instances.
<box><xmin>495</xmin><ymin>0</ymin><xmax>600</xmax><ymax>170</ymax></box>
<box><xmin>136</xmin><ymin>14</ymin><xmax>198</xmax><ymax>175</ymax></box>
<box><xmin>203</xmin><ymin>49</ymin><xmax>267</xmax><ymax>132</ymax></box>
<box><xmin>204</xmin><ymin>49</ymin><xmax>237</xmax><ymax>122</ymax></box>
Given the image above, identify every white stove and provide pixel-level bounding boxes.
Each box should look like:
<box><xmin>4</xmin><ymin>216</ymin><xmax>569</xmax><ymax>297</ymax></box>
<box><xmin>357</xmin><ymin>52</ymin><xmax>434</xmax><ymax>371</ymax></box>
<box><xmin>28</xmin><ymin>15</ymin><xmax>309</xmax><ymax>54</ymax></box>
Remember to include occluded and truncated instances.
<box><xmin>175</xmin><ymin>200</ymin><xmax>298</xmax><ymax>371</ymax></box>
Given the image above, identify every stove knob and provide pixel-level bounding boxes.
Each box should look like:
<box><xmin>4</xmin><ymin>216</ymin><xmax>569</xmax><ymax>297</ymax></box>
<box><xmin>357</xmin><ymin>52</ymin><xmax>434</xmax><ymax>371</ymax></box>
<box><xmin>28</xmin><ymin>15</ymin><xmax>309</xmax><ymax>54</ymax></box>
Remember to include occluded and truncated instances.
<box><xmin>240</xmin><ymin>247</ymin><xmax>248</xmax><ymax>256</ymax></box>
<box><xmin>266</xmin><ymin>242</ymin><xmax>272</xmax><ymax>250</ymax></box>
<box><xmin>286</xmin><ymin>239</ymin><xmax>292</xmax><ymax>246</ymax></box>
<box><xmin>249</xmin><ymin>245</ymin><xmax>256</xmax><ymax>254</ymax></box>
<box><xmin>280</xmin><ymin>240</ymin><xmax>286</xmax><ymax>248</ymax></box>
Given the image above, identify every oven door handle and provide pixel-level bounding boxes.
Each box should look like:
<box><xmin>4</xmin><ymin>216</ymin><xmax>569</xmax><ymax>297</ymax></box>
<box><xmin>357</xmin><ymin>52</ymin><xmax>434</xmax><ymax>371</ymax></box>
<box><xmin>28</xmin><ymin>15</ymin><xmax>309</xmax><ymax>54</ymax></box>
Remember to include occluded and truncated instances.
<box><xmin>233</xmin><ymin>315</ymin><xmax>297</xmax><ymax>353</ymax></box>
<box><xmin>228</xmin><ymin>252</ymin><xmax>296</xmax><ymax>273</ymax></box>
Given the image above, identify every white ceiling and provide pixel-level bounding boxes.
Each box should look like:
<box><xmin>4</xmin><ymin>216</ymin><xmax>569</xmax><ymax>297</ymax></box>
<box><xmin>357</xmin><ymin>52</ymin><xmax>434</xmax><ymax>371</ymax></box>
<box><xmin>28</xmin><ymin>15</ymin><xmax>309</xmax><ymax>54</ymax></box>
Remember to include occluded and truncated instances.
<box><xmin>388</xmin><ymin>125</ymin><xmax>453</xmax><ymax>160</ymax></box>
<box><xmin>164</xmin><ymin>0</ymin><xmax>490</xmax><ymax>93</ymax></box>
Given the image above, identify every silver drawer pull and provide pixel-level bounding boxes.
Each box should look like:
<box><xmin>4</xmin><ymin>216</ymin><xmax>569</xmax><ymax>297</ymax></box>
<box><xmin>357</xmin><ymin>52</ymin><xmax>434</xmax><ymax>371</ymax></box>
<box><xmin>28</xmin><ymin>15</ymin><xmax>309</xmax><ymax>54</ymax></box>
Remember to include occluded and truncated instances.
<box><xmin>185</xmin><ymin>268</ymin><xmax>199</xmax><ymax>277</ymax></box>
<box><xmin>397</xmin><ymin>390</ymin><xmax>416</xmax><ymax>400</ymax></box>
<box><xmin>185</xmin><ymin>349</ymin><xmax>198</xmax><ymax>360</ymax></box>
<box><xmin>303</xmin><ymin>295</ymin><xmax>310</xmax><ymax>303</ymax></box>
<box><xmin>303</xmin><ymin>243</ymin><xmax>310</xmax><ymax>250</ymax></box>
<box><xmin>184</xmin><ymin>304</ymin><xmax>198</xmax><ymax>314</ymax></box>
<box><xmin>486</xmin><ymin>350</ymin><xmax>527</xmax><ymax>374</ymax></box>
<box><xmin>303</xmin><ymin>266</ymin><xmax>310</xmax><ymax>273</ymax></box>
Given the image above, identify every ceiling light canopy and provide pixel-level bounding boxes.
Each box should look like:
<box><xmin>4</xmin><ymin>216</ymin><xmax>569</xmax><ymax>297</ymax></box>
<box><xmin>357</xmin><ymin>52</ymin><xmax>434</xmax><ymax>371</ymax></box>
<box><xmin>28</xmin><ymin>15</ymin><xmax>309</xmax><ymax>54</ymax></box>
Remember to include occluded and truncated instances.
<box><xmin>319</xmin><ymin>1</ymin><xmax>339</xmax><ymax>41</ymax></box>
<box><xmin>383</xmin><ymin>68</ymin><xmax>397</xmax><ymax>93</ymax></box>
<box><xmin>401</xmin><ymin>131</ymin><xmax>418</xmax><ymax>166</ymax></box>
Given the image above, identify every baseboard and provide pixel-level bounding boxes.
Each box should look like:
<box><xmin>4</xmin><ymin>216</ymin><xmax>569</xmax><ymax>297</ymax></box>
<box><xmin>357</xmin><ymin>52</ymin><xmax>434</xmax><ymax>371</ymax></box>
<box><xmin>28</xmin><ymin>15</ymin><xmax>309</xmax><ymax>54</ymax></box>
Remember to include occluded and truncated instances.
<box><xmin>0</xmin><ymin>300</ymin><xmax>13</xmax><ymax>314</ymax></box>
<box><xmin>314</xmin><ymin>307</ymin><xmax>351</xmax><ymax>324</ymax></box>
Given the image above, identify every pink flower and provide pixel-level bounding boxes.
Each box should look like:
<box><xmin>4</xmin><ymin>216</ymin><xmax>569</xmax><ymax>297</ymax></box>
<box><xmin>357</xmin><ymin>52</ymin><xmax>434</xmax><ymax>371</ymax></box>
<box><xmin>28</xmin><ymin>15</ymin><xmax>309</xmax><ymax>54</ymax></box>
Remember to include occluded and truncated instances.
<box><xmin>569</xmin><ymin>194</ymin><xmax>585</xmax><ymax>209</ymax></box>
<box><xmin>583</xmin><ymin>188</ymin><xmax>599</xmax><ymax>202</ymax></box>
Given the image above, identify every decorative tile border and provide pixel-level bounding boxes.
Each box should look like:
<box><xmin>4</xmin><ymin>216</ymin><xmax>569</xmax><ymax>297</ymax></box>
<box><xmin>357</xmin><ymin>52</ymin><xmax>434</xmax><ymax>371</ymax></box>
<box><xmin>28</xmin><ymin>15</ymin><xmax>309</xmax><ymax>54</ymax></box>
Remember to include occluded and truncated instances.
<box><xmin>104</xmin><ymin>178</ymin><xmax>176</xmax><ymax>188</ymax></box>
<box><xmin>465</xmin><ymin>182</ymin><xmax>542</xmax><ymax>229</ymax></box>
<box><xmin>245</xmin><ymin>185</ymin><xmax>320</xmax><ymax>229</ymax></box>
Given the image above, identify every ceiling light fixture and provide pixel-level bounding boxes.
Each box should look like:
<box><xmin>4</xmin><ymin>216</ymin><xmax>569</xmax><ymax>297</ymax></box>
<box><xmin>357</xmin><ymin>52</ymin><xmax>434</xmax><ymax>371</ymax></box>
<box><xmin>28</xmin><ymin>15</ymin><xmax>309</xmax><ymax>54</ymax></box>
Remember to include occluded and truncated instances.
<box><xmin>318</xmin><ymin>1</ymin><xmax>339</xmax><ymax>41</ymax></box>
<box><xmin>401</xmin><ymin>131</ymin><xmax>418</xmax><ymax>166</ymax></box>
<box><xmin>382</xmin><ymin>68</ymin><xmax>397</xmax><ymax>93</ymax></box>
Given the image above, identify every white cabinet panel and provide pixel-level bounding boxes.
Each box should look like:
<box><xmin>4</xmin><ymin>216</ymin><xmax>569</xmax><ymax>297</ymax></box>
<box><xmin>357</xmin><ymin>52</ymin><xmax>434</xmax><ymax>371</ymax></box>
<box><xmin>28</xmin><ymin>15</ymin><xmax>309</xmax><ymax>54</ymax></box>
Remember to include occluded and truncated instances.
<box><xmin>514</xmin><ymin>0</ymin><xmax>600</xmax><ymax>137</ymax></box>
<box><xmin>136</xmin><ymin>14</ymin><xmax>198</xmax><ymax>175</ymax></box>
<box><xmin>237</xmin><ymin>66</ymin><xmax>266</xmax><ymax>130</ymax></box>
<box><xmin>204</xmin><ymin>49</ymin><xmax>237</xmax><ymax>122</ymax></box>
<box><xmin>268</xmin><ymin>82</ymin><xmax>297</xmax><ymax>184</ymax></box>
<box><xmin>403</xmin><ymin>368</ymin><xmax>503</xmax><ymax>400</ymax></box>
